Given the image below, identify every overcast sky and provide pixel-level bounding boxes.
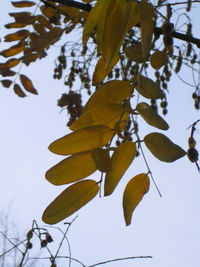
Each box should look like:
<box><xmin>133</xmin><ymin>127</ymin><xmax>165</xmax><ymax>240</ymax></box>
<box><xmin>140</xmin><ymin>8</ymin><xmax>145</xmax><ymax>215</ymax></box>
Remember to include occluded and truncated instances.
<box><xmin>1</xmin><ymin>1</ymin><xmax>200</xmax><ymax>267</ymax></box>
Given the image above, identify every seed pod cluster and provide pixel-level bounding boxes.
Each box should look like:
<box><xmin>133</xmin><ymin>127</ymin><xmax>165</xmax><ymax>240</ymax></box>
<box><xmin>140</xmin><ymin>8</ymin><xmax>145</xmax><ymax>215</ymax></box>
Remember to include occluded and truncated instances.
<box><xmin>192</xmin><ymin>91</ymin><xmax>200</xmax><ymax>110</ymax></box>
<box><xmin>162</xmin><ymin>21</ymin><xmax>174</xmax><ymax>55</ymax></box>
<box><xmin>53</xmin><ymin>45</ymin><xmax>67</xmax><ymax>80</ymax></box>
<box><xmin>187</xmin><ymin>136</ymin><xmax>199</xmax><ymax>163</ymax></box>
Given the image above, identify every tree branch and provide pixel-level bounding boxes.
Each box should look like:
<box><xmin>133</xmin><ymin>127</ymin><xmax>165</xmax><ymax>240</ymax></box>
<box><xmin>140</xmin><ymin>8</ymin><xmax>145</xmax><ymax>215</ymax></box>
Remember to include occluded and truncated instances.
<box><xmin>43</xmin><ymin>0</ymin><xmax>200</xmax><ymax>47</ymax></box>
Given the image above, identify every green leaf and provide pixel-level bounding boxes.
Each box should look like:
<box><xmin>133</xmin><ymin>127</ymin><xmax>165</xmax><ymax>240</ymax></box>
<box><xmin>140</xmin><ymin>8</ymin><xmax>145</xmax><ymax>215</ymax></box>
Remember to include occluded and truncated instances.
<box><xmin>123</xmin><ymin>173</ymin><xmax>150</xmax><ymax>226</ymax></box>
<box><xmin>91</xmin><ymin>148</ymin><xmax>111</xmax><ymax>172</ymax></box>
<box><xmin>136</xmin><ymin>102</ymin><xmax>169</xmax><ymax>130</ymax></box>
<box><xmin>49</xmin><ymin>125</ymin><xmax>113</xmax><ymax>155</ymax></box>
<box><xmin>42</xmin><ymin>180</ymin><xmax>99</xmax><ymax>224</ymax></box>
<box><xmin>104</xmin><ymin>141</ymin><xmax>137</xmax><ymax>196</ymax></box>
<box><xmin>144</xmin><ymin>132</ymin><xmax>186</xmax><ymax>162</ymax></box>
<box><xmin>45</xmin><ymin>151</ymin><xmax>97</xmax><ymax>185</ymax></box>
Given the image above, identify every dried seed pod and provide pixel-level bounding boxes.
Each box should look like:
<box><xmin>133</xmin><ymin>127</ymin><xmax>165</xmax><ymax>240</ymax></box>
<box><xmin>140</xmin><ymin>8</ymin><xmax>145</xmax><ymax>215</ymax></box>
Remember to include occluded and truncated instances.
<box><xmin>26</xmin><ymin>230</ymin><xmax>33</xmax><ymax>240</ymax></box>
<box><xmin>162</xmin><ymin>21</ymin><xmax>174</xmax><ymax>35</ymax></box>
<box><xmin>167</xmin><ymin>4</ymin><xmax>172</xmax><ymax>19</ymax></box>
<box><xmin>40</xmin><ymin>239</ymin><xmax>48</xmax><ymax>248</ymax></box>
<box><xmin>186</xmin><ymin>0</ymin><xmax>192</xmax><ymax>12</ymax></box>
<box><xmin>187</xmin><ymin>147</ymin><xmax>199</xmax><ymax>162</ymax></box>
<box><xmin>26</xmin><ymin>241</ymin><xmax>33</xmax><ymax>249</ymax></box>
<box><xmin>188</xmin><ymin>137</ymin><xmax>196</xmax><ymax>148</ymax></box>
<box><xmin>175</xmin><ymin>50</ymin><xmax>182</xmax><ymax>73</ymax></box>
<box><xmin>186</xmin><ymin>43</ymin><xmax>192</xmax><ymax>57</ymax></box>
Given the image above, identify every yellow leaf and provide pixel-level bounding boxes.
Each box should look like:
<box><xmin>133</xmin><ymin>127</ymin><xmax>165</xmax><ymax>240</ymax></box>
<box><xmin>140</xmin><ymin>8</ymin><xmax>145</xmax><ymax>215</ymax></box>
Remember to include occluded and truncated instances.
<box><xmin>20</xmin><ymin>74</ymin><xmax>38</xmax><ymax>95</ymax></box>
<box><xmin>0</xmin><ymin>40</ymin><xmax>25</xmax><ymax>57</ymax></box>
<box><xmin>42</xmin><ymin>180</ymin><xmax>99</xmax><ymax>224</ymax></box>
<box><xmin>102</xmin><ymin>0</ymin><xmax>139</xmax><ymax>70</ymax></box>
<box><xmin>70</xmin><ymin>103</ymin><xmax>126</xmax><ymax>131</ymax></box>
<box><xmin>85</xmin><ymin>80</ymin><xmax>133</xmax><ymax>112</ymax></box>
<box><xmin>6</xmin><ymin>58</ymin><xmax>20</xmax><ymax>69</ymax></box>
<box><xmin>136</xmin><ymin>102</ymin><xmax>169</xmax><ymax>130</ymax></box>
<box><xmin>150</xmin><ymin>51</ymin><xmax>168</xmax><ymax>70</ymax></box>
<box><xmin>140</xmin><ymin>0</ymin><xmax>154</xmax><ymax>57</ymax></box>
<box><xmin>104</xmin><ymin>141</ymin><xmax>137</xmax><ymax>196</ymax></box>
<box><xmin>91</xmin><ymin>148</ymin><xmax>111</xmax><ymax>172</ymax></box>
<box><xmin>4</xmin><ymin>30</ymin><xmax>30</xmax><ymax>42</ymax></box>
<box><xmin>144</xmin><ymin>132</ymin><xmax>186</xmax><ymax>162</ymax></box>
<box><xmin>92</xmin><ymin>54</ymin><xmax>120</xmax><ymax>85</ymax></box>
<box><xmin>136</xmin><ymin>75</ymin><xmax>163</xmax><ymax>99</ymax></box>
<box><xmin>82</xmin><ymin>0</ymin><xmax>107</xmax><ymax>45</ymax></box>
<box><xmin>11</xmin><ymin>1</ymin><xmax>36</xmax><ymax>8</ymax></box>
<box><xmin>49</xmin><ymin>125</ymin><xmax>113</xmax><ymax>156</ymax></box>
<box><xmin>45</xmin><ymin>151</ymin><xmax>97</xmax><ymax>185</ymax></box>
<box><xmin>124</xmin><ymin>43</ymin><xmax>144</xmax><ymax>63</ymax></box>
<box><xmin>123</xmin><ymin>173</ymin><xmax>150</xmax><ymax>226</ymax></box>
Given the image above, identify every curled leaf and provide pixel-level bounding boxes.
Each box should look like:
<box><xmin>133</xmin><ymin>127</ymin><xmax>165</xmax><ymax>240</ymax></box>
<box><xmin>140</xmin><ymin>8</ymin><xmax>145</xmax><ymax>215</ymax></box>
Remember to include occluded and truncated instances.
<box><xmin>123</xmin><ymin>173</ymin><xmax>150</xmax><ymax>226</ymax></box>
<box><xmin>144</xmin><ymin>132</ymin><xmax>186</xmax><ymax>162</ymax></box>
<box><xmin>42</xmin><ymin>180</ymin><xmax>99</xmax><ymax>224</ymax></box>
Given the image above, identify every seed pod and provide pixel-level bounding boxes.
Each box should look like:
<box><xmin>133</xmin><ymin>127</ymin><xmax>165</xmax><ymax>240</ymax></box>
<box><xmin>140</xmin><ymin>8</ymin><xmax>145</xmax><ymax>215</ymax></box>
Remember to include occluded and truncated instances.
<box><xmin>187</xmin><ymin>147</ymin><xmax>199</xmax><ymax>162</ymax></box>
<box><xmin>162</xmin><ymin>21</ymin><xmax>174</xmax><ymax>35</ymax></box>
<box><xmin>175</xmin><ymin>50</ymin><xmax>182</xmax><ymax>73</ymax></box>
<box><xmin>26</xmin><ymin>230</ymin><xmax>33</xmax><ymax>240</ymax></box>
<box><xmin>26</xmin><ymin>241</ymin><xmax>33</xmax><ymax>249</ymax></box>
<box><xmin>186</xmin><ymin>0</ymin><xmax>192</xmax><ymax>12</ymax></box>
<box><xmin>41</xmin><ymin>239</ymin><xmax>48</xmax><ymax>248</ymax></box>
<box><xmin>188</xmin><ymin>137</ymin><xmax>196</xmax><ymax>148</ymax></box>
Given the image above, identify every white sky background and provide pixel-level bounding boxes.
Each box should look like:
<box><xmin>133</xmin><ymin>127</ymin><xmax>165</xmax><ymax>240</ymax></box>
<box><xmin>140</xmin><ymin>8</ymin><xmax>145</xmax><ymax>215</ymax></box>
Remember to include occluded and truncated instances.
<box><xmin>0</xmin><ymin>1</ymin><xmax>200</xmax><ymax>267</ymax></box>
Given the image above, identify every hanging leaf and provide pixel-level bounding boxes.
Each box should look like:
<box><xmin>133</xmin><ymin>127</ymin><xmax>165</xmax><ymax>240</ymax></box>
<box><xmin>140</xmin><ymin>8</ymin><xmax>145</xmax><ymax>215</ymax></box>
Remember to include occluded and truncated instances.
<box><xmin>92</xmin><ymin>54</ymin><xmax>120</xmax><ymax>85</ymax></box>
<box><xmin>13</xmin><ymin>83</ymin><xmax>26</xmax><ymax>97</ymax></box>
<box><xmin>104</xmin><ymin>141</ymin><xmax>137</xmax><ymax>196</ymax></box>
<box><xmin>150</xmin><ymin>51</ymin><xmax>168</xmax><ymax>70</ymax></box>
<box><xmin>49</xmin><ymin>125</ymin><xmax>113</xmax><ymax>156</ymax></box>
<box><xmin>144</xmin><ymin>132</ymin><xmax>186</xmax><ymax>162</ymax></box>
<box><xmin>91</xmin><ymin>148</ymin><xmax>111</xmax><ymax>172</ymax></box>
<box><xmin>42</xmin><ymin>179</ymin><xmax>99</xmax><ymax>224</ymax></box>
<box><xmin>135</xmin><ymin>75</ymin><xmax>163</xmax><ymax>99</ymax></box>
<box><xmin>5</xmin><ymin>22</ymin><xmax>27</xmax><ymax>29</ymax></box>
<box><xmin>123</xmin><ymin>173</ymin><xmax>150</xmax><ymax>226</ymax></box>
<box><xmin>124</xmin><ymin>43</ymin><xmax>144</xmax><ymax>63</ymax></box>
<box><xmin>70</xmin><ymin>103</ymin><xmax>126</xmax><ymax>131</ymax></box>
<box><xmin>11</xmin><ymin>1</ymin><xmax>36</xmax><ymax>8</ymax></box>
<box><xmin>20</xmin><ymin>74</ymin><xmax>38</xmax><ymax>95</ymax></box>
<box><xmin>1</xmin><ymin>79</ymin><xmax>12</xmax><ymax>88</ymax></box>
<box><xmin>83</xmin><ymin>80</ymin><xmax>133</xmax><ymax>113</ymax></box>
<box><xmin>82</xmin><ymin>0</ymin><xmax>107</xmax><ymax>45</ymax></box>
<box><xmin>45</xmin><ymin>151</ymin><xmax>97</xmax><ymax>185</ymax></box>
<box><xmin>136</xmin><ymin>102</ymin><xmax>169</xmax><ymax>130</ymax></box>
<box><xmin>0</xmin><ymin>40</ymin><xmax>26</xmax><ymax>57</ymax></box>
<box><xmin>4</xmin><ymin>30</ymin><xmax>30</xmax><ymax>42</ymax></box>
<box><xmin>140</xmin><ymin>0</ymin><xmax>154</xmax><ymax>57</ymax></box>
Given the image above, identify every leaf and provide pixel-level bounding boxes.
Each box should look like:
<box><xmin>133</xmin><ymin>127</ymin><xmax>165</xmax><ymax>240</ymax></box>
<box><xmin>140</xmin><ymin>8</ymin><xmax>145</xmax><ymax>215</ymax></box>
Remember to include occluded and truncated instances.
<box><xmin>20</xmin><ymin>52</ymin><xmax>39</xmax><ymax>66</ymax></box>
<box><xmin>20</xmin><ymin>74</ymin><xmax>38</xmax><ymax>94</ymax></box>
<box><xmin>11</xmin><ymin>1</ymin><xmax>36</xmax><ymax>8</ymax></box>
<box><xmin>49</xmin><ymin>125</ymin><xmax>113</xmax><ymax>156</ymax></box>
<box><xmin>91</xmin><ymin>148</ymin><xmax>111</xmax><ymax>172</ymax></box>
<box><xmin>4</xmin><ymin>30</ymin><xmax>30</xmax><ymax>42</ymax></box>
<box><xmin>45</xmin><ymin>151</ymin><xmax>97</xmax><ymax>185</ymax></box>
<box><xmin>40</xmin><ymin>5</ymin><xmax>58</xmax><ymax>19</ymax></box>
<box><xmin>92</xmin><ymin>54</ymin><xmax>120</xmax><ymax>85</ymax></box>
<box><xmin>0</xmin><ymin>59</ymin><xmax>20</xmax><ymax>71</ymax></box>
<box><xmin>104</xmin><ymin>141</ymin><xmax>137</xmax><ymax>196</ymax></box>
<box><xmin>13</xmin><ymin>83</ymin><xmax>26</xmax><ymax>97</ymax></box>
<box><xmin>123</xmin><ymin>173</ymin><xmax>150</xmax><ymax>226</ymax></box>
<box><xmin>5</xmin><ymin>22</ymin><xmax>27</xmax><ymax>29</ymax></box>
<box><xmin>0</xmin><ymin>69</ymin><xmax>16</xmax><ymax>77</ymax></box>
<box><xmin>82</xmin><ymin>0</ymin><xmax>107</xmax><ymax>45</ymax></box>
<box><xmin>42</xmin><ymin>179</ymin><xmax>99</xmax><ymax>224</ymax></box>
<box><xmin>150</xmin><ymin>51</ymin><xmax>168</xmax><ymax>70</ymax></box>
<box><xmin>9</xmin><ymin>12</ymin><xmax>36</xmax><ymax>24</ymax></box>
<box><xmin>84</xmin><ymin>80</ymin><xmax>133</xmax><ymax>113</ymax></box>
<box><xmin>140</xmin><ymin>0</ymin><xmax>154</xmax><ymax>57</ymax></box>
<box><xmin>0</xmin><ymin>40</ymin><xmax>25</xmax><ymax>57</ymax></box>
<box><xmin>1</xmin><ymin>79</ymin><xmax>12</xmax><ymax>88</ymax></box>
<box><xmin>70</xmin><ymin>103</ymin><xmax>126</xmax><ymax>131</ymax></box>
<box><xmin>135</xmin><ymin>75</ymin><xmax>163</xmax><ymax>99</ymax></box>
<box><xmin>144</xmin><ymin>132</ymin><xmax>186</xmax><ymax>162</ymax></box>
<box><xmin>124</xmin><ymin>43</ymin><xmax>144</xmax><ymax>63</ymax></box>
<box><xmin>136</xmin><ymin>102</ymin><xmax>169</xmax><ymax>130</ymax></box>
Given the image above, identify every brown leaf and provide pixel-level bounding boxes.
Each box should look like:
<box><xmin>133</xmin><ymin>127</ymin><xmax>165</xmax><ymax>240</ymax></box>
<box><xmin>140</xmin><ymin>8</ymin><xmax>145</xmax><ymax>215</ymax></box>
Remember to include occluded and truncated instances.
<box><xmin>4</xmin><ymin>30</ymin><xmax>30</xmax><ymax>42</ymax></box>
<box><xmin>11</xmin><ymin>1</ymin><xmax>36</xmax><ymax>8</ymax></box>
<box><xmin>1</xmin><ymin>79</ymin><xmax>13</xmax><ymax>88</ymax></box>
<box><xmin>13</xmin><ymin>83</ymin><xmax>26</xmax><ymax>97</ymax></box>
<box><xmin>20</xmin><ymin>74</ymin><xmax>38</xmax><ymax>94</ymax></box>
<box><xmin>0</xmin><ymin>40</ymin><xmax>26</xmax><ymax>57</ymax></box>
